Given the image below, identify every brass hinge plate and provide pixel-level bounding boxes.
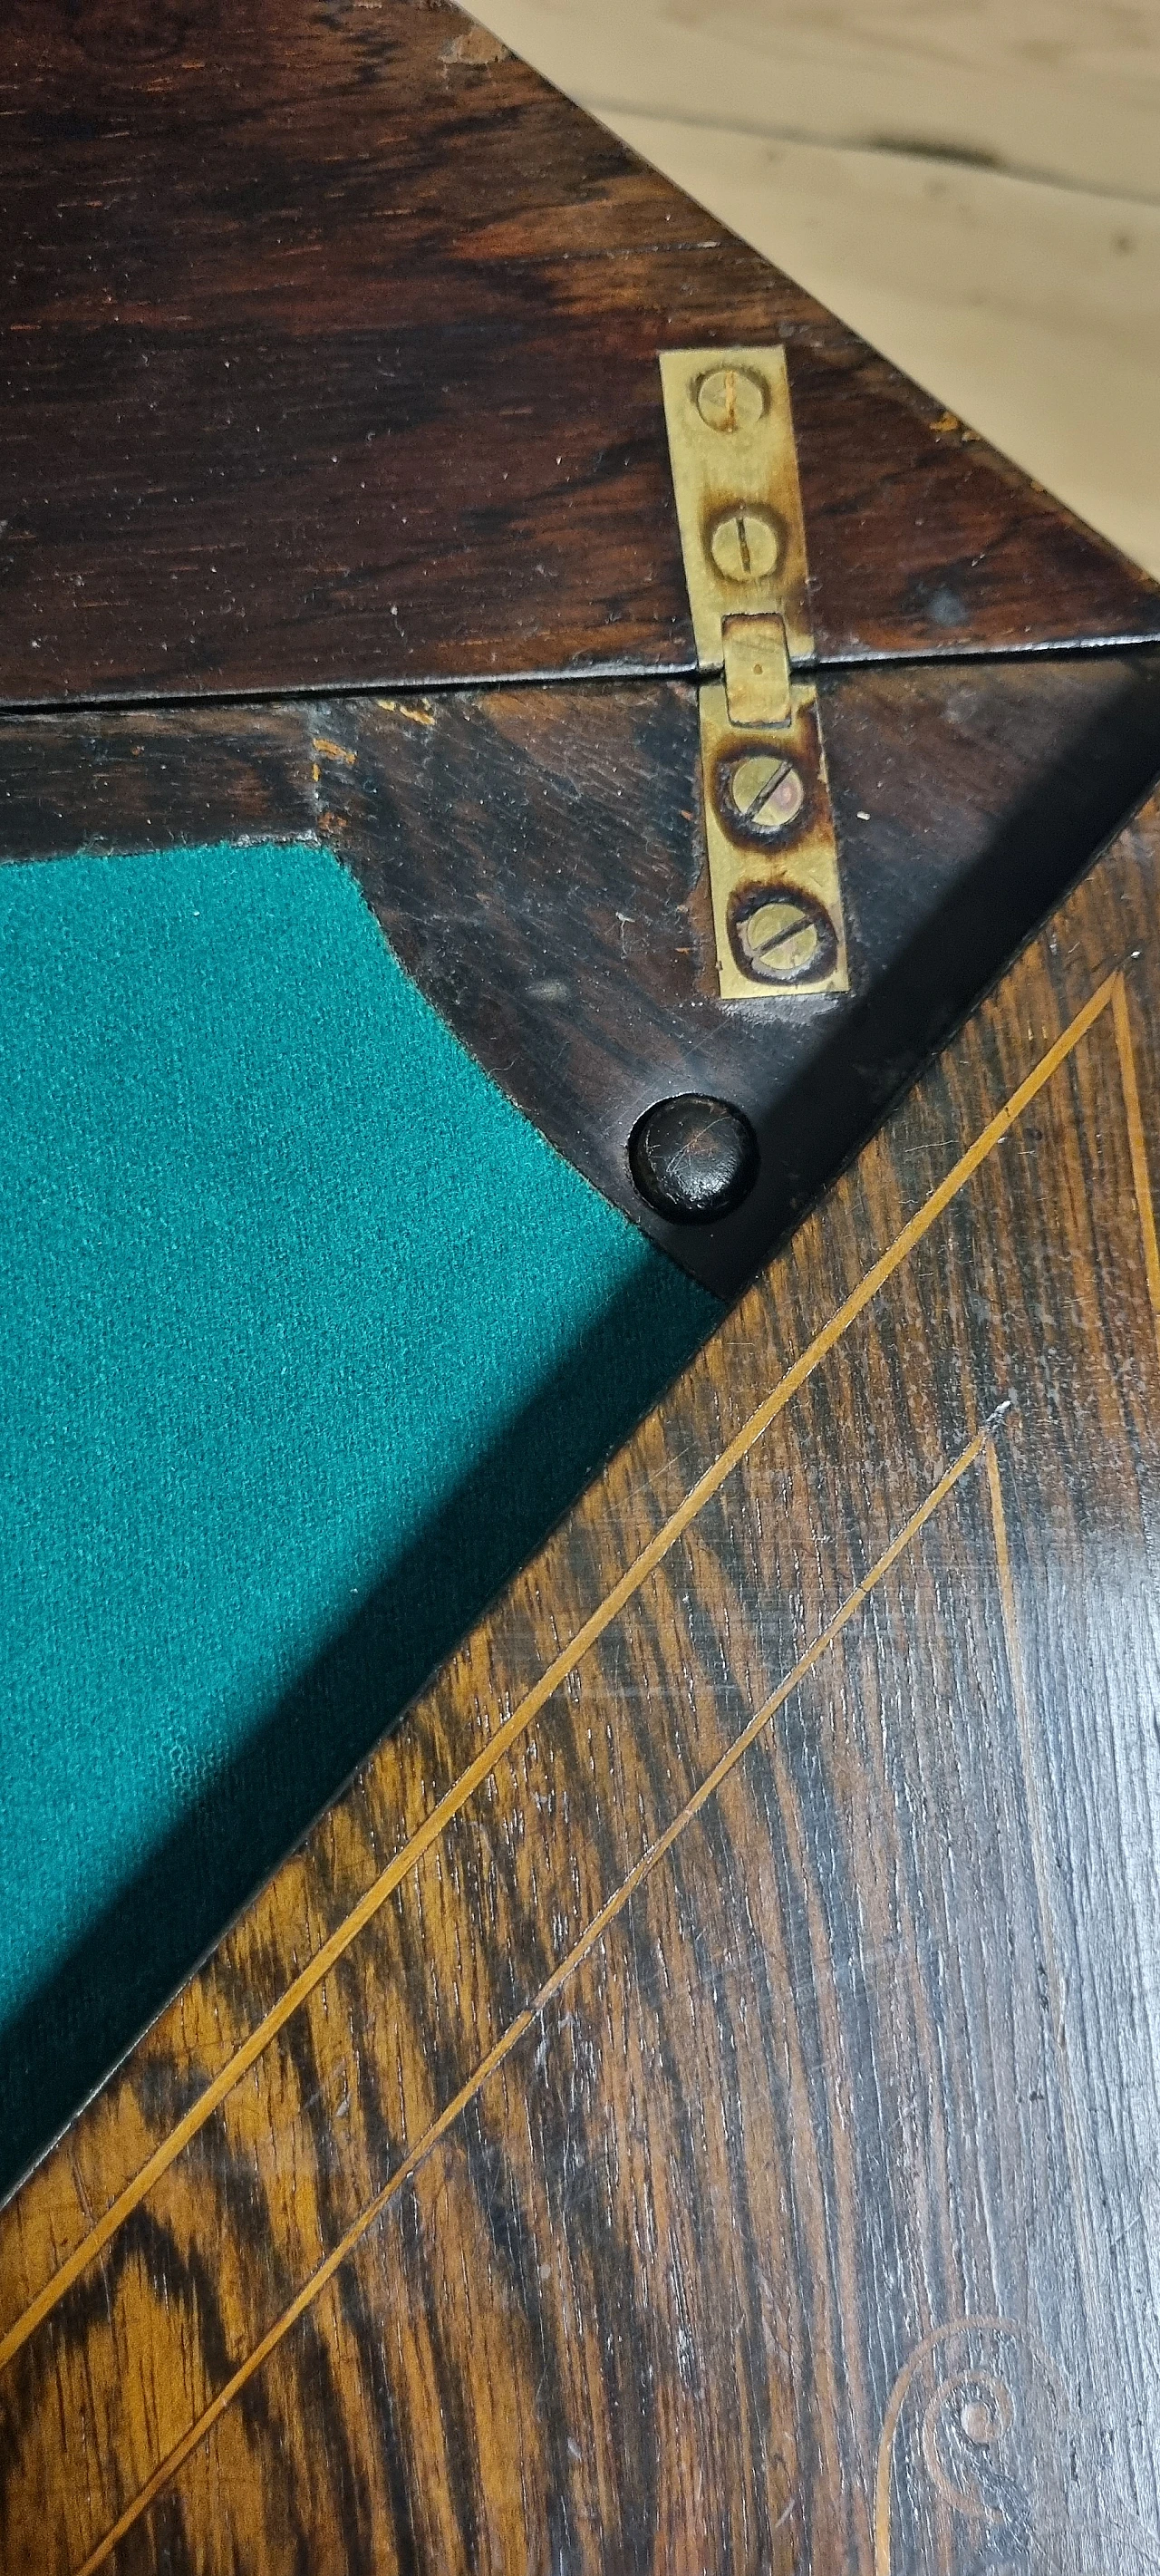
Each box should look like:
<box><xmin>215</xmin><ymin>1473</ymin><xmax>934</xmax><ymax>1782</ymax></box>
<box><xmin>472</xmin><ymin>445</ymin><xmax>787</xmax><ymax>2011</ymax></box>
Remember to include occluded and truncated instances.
<box><xmin>660</xmin><ymin>345</ymin><xmax>847</xmax><ymax>1002</ymax></box>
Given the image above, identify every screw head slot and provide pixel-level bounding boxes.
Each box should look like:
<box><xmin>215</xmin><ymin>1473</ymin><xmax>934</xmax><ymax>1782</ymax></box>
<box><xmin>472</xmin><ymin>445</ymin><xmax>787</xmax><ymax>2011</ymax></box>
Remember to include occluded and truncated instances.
<box><xmin>727</xmin><ymin>752</ymin><xmax>805</xmax><ymax>833</ymax></box>
<box><xmin>728</xmin><ymin>886</ymin><xmax>837</xmax><ymax>988</ymax></box>
<box><xmin>696</xmin><ymin>365</ymin><xmax>767</xmax><ymax>433</ymax></box>
<box><xmin>708</xmin><ymin>504</ymin><xmax>780</xmax><ymax>586</ymax></box>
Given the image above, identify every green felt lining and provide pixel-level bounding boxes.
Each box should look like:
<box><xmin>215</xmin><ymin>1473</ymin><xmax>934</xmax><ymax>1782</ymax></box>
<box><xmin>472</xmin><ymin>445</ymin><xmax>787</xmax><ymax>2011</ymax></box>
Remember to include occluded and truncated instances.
<box><xmin>0</xmin><ymin>838</ymin><xmax>715</xmax><ymax>2193</ymax></box>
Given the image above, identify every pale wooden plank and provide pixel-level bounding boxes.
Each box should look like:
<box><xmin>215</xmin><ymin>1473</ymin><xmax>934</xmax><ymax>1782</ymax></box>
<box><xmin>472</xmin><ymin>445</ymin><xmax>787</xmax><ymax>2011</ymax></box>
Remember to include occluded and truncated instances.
<box><xmin>471</xmin><ymin>0</ymin><xmax>1160</xmax><ymax>199</ymax></box>
<box><xmin>472</xmin><ymin>0</ymin><xmax>1160</xmax><ymax>578</ymax></box>
<box><xmin>617</xmin><ymin>121</ymin><xmax>1160</xmax><ymax>580</ymax></box>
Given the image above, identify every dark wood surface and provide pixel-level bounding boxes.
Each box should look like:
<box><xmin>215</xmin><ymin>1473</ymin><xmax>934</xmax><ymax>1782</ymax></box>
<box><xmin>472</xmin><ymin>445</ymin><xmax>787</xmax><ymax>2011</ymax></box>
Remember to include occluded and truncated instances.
<box><xmin>3</xmin><ymin>0</ymin><xmax>1158</xmax><ymax>707</ymax></box>
<box><xmin>335</xmin><ymin>654</ymin><xmax>1160</xmax><ymax>1291</ymax></box>
<box><xmin>5</xmin><ymin>651</ymin><xmax>1160</xmax><ymax>1295</ymax></box>
<box><xmin>3</xmin><ymin>780</ymin><xmax>1160</xmax><ymax>2571</ymax></box>
<box><xmin>5</xmin><ymin>7</ymin><xmax>1160</xmax><ymax>2561</ymax></box>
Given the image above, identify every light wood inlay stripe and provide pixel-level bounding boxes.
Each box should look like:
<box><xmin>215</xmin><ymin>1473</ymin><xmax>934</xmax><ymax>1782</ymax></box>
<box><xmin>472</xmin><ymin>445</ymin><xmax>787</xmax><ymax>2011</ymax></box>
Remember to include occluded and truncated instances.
<box><xmin>0</xmin><ymin>967</ymin><xmax>1120</xmax><ymax>2379</ymax></box>
<box><xmin>1113</xmin><ymin>973</ymin><xmax>1160</xmax><ymax>1373</ymax></box>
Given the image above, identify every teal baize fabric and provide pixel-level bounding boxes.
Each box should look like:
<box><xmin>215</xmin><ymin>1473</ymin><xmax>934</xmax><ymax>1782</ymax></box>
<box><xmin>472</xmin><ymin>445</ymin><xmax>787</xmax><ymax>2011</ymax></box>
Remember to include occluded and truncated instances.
<box><xmin>0</xmin><ymin>838</ymin><xmax>715</xmax><ymax>2192</ymax></box>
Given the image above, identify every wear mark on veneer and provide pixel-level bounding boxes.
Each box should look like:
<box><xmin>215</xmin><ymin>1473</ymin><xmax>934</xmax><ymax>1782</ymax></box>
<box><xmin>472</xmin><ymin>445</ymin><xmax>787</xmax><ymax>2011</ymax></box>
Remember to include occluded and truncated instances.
<box><xmin>988</xmin><ymin>1441</ymin><xmax>1110</xmax><ymax>2365</ymax></box>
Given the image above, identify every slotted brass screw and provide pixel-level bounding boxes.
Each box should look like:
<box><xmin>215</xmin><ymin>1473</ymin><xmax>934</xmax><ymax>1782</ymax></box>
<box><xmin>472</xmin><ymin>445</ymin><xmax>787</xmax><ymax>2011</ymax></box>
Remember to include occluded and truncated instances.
<box><xmin>729</xmin><ymin>753</ymin><xmax>804</xmax><ymax>831</ymax></box>
<box><xmin>710</xmin><ymin>506</ymin><xmax>779</xmax><ymax>584</ymax></box>
<box><xmin>734</xmin><ymin>896</ymin><xmax>822</xmax><ymax>982</ymax></box>
<box><xmin>697</xmin><ymin>365</ymin><xmax>766</xmax><ymax>433</ymax></box>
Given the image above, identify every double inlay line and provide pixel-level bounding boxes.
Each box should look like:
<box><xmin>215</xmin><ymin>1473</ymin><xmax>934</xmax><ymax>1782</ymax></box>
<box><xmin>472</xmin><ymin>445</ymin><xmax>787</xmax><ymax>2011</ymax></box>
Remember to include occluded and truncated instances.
<box><xmin>9</xmin><ymin>962</ymin><xmax>1160</xmax><ymax>2576</ymax></box>
<box><xmin>0</xmin><ymin>968</ymin><xmax>1133</xmax><ymax>2391</ymax></box>
<box><xmin>72</xmin><ymin>1425</ymin><xmax>999</xmax><ymax>2576</ymax></box>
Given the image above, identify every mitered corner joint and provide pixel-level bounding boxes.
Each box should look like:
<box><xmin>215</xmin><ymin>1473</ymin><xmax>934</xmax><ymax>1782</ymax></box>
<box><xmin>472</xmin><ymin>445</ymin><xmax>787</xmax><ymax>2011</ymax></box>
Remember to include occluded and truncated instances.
<box><xmin>660</xmin><ymin>346</ymin><xmax>847</xmax><ymax>1002</ymax></box>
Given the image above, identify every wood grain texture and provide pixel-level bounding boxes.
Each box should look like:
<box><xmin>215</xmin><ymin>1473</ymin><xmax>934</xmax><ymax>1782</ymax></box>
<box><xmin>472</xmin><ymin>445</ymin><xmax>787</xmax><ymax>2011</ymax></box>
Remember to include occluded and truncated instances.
<box><xmin>472</xmin><ymin>0</ymin><xmax>1160</xmax><ymax>582</ymax></box>
<box><xmin>2</xmin><ymin>0</ymin><xmax>1158</xmax><ymax>709</ymax></box>
<box><xmin>4</xmin><ymin>772</ymin><xmax>1160</xmax><ymax>2568</ymax></box>
<box><xmin>470</xmin><ymin>0</ymin><xmax>1160</xmax><ymax>203</ymax></box>
<box><xmin>5</xmin><ymin>654</ymin><xmax>1160</xmax><ymax>1295</ymax></box>
<box><xmin>333</xmin><ymin>654</ymin><xmax>1160</xmax><ymax>1292</ymax></box>
<box><xmin>608</xmin><ymin>121</ymin><xmax>1160</xmax><ymax>586</ymax></box>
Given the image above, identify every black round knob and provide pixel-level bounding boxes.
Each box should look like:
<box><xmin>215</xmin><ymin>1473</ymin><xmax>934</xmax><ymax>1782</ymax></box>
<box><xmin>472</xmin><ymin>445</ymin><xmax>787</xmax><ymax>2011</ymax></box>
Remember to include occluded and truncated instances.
<box><xmin>628</xmin><ymin>1095</ymin><xmax>759</xmax><ymax>1225</ymax></box>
